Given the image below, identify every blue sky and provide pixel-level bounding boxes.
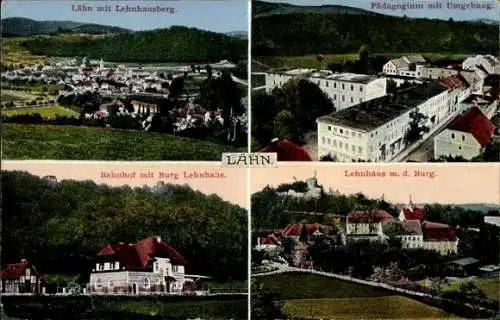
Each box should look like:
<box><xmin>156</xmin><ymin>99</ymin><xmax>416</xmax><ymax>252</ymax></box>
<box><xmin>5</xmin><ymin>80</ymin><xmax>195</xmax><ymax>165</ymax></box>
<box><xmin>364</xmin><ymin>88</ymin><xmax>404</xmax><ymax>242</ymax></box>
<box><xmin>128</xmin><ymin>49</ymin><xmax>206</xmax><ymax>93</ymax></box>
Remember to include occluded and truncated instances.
<box><xmin>1</xmin><ymin>0</ymin><xmax>248</xmax><ymax>32</ymax></box>
<box><xmin>260</xmin><ymin>0</ymin><xmax>499</xmax><ymax>21</ymax></box>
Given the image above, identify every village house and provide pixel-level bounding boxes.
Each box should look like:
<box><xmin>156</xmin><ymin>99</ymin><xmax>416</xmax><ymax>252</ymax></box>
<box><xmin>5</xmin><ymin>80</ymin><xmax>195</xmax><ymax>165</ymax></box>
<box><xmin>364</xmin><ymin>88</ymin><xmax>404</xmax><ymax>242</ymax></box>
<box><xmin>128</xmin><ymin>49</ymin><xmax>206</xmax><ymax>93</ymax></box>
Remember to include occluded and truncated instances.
<box><xmin>346</xmin><ymin>210</ymin><xmax>395</xmax><ymax>242</ymax></box>
<box><xmin>421</xmin><ymin>221</ymin><xmax>458</xmax><ymax>255</ymax></box>
<box><xmin>265</xmin><ymin>68</ymin><xmax>387</xmax><ymax>111</ymax></box>
<box><xmin>131</xmin><ymin>100</ymin><xmax>159</xmax><ymax>115</ymax></box>
<box><xmin>255</xmin><ymin>233</ymin><xmax>282</xmax><ymax>251</ymax></box>
<box><xmin>382</xmin><ymin>55</ymin><xmax>427</xmax><ymax>78</ymax></box>
<box><xmin>433</xmin><ymin>106</ymin><xmax>496</xmax><ymax>160</ymax></box>
<box><xmin>0</xmin><ymin>259</ymin><xmax>42</xmax><ymax>294</ymax></box>
<box><xmin>462</xmin><ymin>54</ymin><xmax>499</xmax><ymax>75</ymax></box>
<box><xmin>88</xmin><ymin>236</ymin><xmax>201</xmax><ymax>295</ymax></box>
<box><xmin>317</xmin><ymin>81</ymin><xmax>452</xmax><ymax>162</ymax></box>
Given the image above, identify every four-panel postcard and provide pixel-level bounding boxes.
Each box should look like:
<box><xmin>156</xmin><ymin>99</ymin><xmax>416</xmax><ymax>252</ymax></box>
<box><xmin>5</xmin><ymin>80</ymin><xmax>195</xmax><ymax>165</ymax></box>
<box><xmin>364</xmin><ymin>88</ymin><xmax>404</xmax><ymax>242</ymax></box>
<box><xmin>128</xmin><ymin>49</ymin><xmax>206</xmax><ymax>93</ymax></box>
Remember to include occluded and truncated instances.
<box><xmin>1</xmin><ymin>0</ymin><xmax>499</xmax><ymax>319</ymax></box>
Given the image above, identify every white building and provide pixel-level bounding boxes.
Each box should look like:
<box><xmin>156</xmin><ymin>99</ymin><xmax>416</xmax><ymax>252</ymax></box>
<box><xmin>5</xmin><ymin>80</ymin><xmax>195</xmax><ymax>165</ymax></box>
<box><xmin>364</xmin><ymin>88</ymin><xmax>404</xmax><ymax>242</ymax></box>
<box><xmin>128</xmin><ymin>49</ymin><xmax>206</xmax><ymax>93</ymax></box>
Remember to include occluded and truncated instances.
<box><xmin>462</xmin><ymin>55</ymin><xmax>499</xmax><ymax>75</ymax></box>
<box><xmin>421</xmin><ymin>221</ymin><xmax>458</xmax><ymax>255</ymax></box>
<box><xmin>382</xmin><ymin>55</ymin><xmax>427</xmax><ymax>78</ymax></box>
<box><xmin>131</xmin><ymin>100</ymin><xmax>159</xmax><ymax>115</ymax></box>
<box><xmin>277</xmin><ymin>175</ymin><xmax>322</xmax><ymax>199</ymax></box>
<box><xmin>317</xmin><ymin>82</ymin><xmax>450</xmax><ymax>162</ymax></box>
<box><xmin>394</xmin><ymin>220</ymin><xmax>424</xmax><ymax>249</ymax></box>
<box><xmin>89</xmin><ymin>236</ymin><xmax>200</xmax><ymax>294</ymax></box>
<box><xmin>346</xmin><ymin>210</ymin><xmax>395</xmax><ymax>242</ymax></box>
<box><xmin>265</xmin><ymin>69</ymin><xmax>387</xmax><ymax>111</ymax></box>
<box><xmin>433</xmin><ymin>106</ymin><xmax>495</xmax><ymax>160</ymax></box>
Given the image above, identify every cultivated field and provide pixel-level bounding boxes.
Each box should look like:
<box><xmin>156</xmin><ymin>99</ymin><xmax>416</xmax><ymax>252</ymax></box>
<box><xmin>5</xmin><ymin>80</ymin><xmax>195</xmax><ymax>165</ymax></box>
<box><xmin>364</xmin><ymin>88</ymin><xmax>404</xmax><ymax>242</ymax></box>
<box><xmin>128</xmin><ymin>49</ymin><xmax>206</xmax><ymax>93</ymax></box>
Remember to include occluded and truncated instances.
<box><xmin>254</xmin><ymin>53</ymin><xmax>468</xmax><ymax>70</ymax></box>
<box><xmin>2</xmin><ymin>124</ymin><xmax>243</xmax><ymax>160</ymax></box>
<box><xmin>2</xmin><ymin>37</ymin><xmax>48</xmax><ymax>66</ymax></box>
<box><xmin>255</xmin><ymin>272</ymin><xmax>458</xmax><ymax>319</ymax></box>
<box><xmin>2</xmin><ymin>106</ymin><xmax>78</xmax><ymax>119</ymax></box>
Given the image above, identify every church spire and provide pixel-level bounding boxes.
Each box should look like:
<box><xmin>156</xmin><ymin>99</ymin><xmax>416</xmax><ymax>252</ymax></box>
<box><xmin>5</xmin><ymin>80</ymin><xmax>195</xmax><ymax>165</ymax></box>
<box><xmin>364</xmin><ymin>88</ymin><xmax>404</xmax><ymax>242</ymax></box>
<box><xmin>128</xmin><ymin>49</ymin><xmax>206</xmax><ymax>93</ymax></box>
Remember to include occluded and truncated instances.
<box><xmin>409</xmin><ymin>194</ymin><xmax>414</xmax><ymax>208</ymax></box>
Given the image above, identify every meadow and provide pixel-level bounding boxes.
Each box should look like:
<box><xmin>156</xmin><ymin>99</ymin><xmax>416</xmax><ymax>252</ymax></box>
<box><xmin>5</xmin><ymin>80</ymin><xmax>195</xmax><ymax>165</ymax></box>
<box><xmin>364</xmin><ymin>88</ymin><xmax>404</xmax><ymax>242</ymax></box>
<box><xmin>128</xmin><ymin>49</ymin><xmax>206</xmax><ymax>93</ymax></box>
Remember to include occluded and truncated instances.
<box><xmin>255</xmin><ymin>272</ymin><xmax>458</xmax><ymax>319</ymax></box>
<box><xmin>2</xmin><ymin>124</ymin><xmax>243</xmax><ymax>160</ymax></box>
<box><xmin>2</xmin><ymin>106</ymin><xmax>78</xmax><ymax>119</ymax></box>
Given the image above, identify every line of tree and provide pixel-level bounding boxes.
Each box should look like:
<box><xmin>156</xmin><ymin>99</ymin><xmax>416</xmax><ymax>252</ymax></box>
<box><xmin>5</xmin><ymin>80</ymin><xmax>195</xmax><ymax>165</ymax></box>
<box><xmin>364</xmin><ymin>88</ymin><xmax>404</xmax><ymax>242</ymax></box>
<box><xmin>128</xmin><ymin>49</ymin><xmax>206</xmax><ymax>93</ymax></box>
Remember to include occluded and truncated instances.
<box><xmin>20</xmin><ymin>26</ymin><xmax>246</xmax><ymax>63</ymax></box>
<box><xmin>253</xmin><ymin>13</ymin><xmax>498</xmax><ymax>56</ymax></box>
<box><xmin>1</xmin><ymin>171</ymin><xmax>248</xmax><ymax>281</ymax></box>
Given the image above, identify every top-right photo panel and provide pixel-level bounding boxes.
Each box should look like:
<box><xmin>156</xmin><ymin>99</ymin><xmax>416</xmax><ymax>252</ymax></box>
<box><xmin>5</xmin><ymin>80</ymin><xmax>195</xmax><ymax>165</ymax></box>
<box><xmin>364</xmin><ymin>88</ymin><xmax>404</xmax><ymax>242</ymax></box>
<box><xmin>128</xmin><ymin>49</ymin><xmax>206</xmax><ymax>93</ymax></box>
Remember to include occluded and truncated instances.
<box><xmin>251</xmin><ymin>0</ymin><xmax>499</xmax><ymax>162</ymax></box>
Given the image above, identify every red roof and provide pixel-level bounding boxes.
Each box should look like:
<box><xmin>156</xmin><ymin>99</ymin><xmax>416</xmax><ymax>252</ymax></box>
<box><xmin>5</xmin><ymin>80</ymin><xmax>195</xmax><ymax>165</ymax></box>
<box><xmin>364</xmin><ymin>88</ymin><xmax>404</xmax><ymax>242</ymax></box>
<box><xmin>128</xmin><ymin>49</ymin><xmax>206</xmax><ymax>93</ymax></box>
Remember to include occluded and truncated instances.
<box><xmin>258</xmin><ymin>234</ymin><xmax>281</xmax><ymax>245</ymax></box>
<box><xmin>347</xmin><ymin>210</ymin><xmax>395</xmax><ymax>224</ymax></box>
<box><xmin>282</xmin><ymin>223</ymin><xmax>321</xmax><ymax>237</ymax></box>
<box><xmin>447</xmin><ymin>107</ymin><xmax>495</xmax><ymax>146</ymax></box>
<box><xmin>97</xmin><ymin>236</ymin><xmax>186</xmax><ymax>270</ymax></box>
<box><xmin>401</xmin><ymin>220</ymin><xmax>423</xmax><ymax>235</ymax></box>
<box><xmin>421</xmin><ymin>221</ymin><xmax>457</xmax><ymax>241</ymax></box>
<box><xmin>401</xmin><ymin>207</ymin><xmax>424</xmax><ymax>221</ymax></box>
<box><xmin>439</xmin><ymin>74</ymin><xmax>469</xmax><ymax>92</ymax></box>
<box><xmin>0</xmin><ymin>260</ymin><xmax>40</xmax><ymax>280</ymax></box>
<box><xmin>258</xmin><ymin>139</ymin><xmax>312</xmax><ymax>161</ymax></box>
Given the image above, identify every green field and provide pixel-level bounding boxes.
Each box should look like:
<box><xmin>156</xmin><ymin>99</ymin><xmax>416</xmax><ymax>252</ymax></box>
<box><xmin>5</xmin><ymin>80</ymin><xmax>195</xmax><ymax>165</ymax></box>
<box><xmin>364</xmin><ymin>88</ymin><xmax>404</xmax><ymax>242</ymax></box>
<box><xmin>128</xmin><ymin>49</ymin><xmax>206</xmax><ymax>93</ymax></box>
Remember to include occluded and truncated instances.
<box><xmin>2</xmin><ymin>37</ymin><xmax>48</xmax><ymax>66</ymax></box>
<box><xmin>2</xmin><ymin>106</ymin><xmax>78</xmax><ymax>119</ymax></box>
<box><xmin>477</xmin><ymin>275</ymin><xmax>500</xmax><ymax>301</ymax></box>
<box><xmin>1</xmin><ymin>89</ymin><xmax>43</xmax><ymax>102</ymax></box>
<box><xmin>255</xmin><ymin>53</ymin><xmax>468</xmax><ymax>69</ymax></box>
<box><xmin>2</xmin><ymin>124</ymin><xmax>243</xmax><ymax>160</ymax></box>
<box><xmin>255</xmin><ymin>272</ymin><xmax>458</xmax><ymax>319</ymax></box>
<box><xmin>282</xmin><ymin>296</ymin><xmax>459</xmax><ymax>319</ymax></box>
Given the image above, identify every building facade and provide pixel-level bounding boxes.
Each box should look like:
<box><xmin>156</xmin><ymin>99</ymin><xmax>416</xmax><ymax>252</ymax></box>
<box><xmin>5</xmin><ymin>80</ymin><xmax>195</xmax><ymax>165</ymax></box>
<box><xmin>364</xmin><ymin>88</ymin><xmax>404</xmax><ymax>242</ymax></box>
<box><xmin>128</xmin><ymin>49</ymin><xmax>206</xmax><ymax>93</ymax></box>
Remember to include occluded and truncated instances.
<box><xmin>0</xmin><ymin>260</ymin><xmax>42</xmax><ymax>294</ymax></box>
<box><xmin>317</xmin><ymin>82</ymin><xmax>451</xmax><ymax>162</ymax></box>
<box><xmin>265</xmin><ymin>69</ymin><xmax>387</xmax><ymax>111</ymax></box>
<box><xmin>88</xmin><ymin>236</ymin><xmax>191</xmax><ymax>294</ymax></box>
<box><xmin>346</xmin><ymin>210</ymin><xmax>395</xmax><ymax>242</ymax></box>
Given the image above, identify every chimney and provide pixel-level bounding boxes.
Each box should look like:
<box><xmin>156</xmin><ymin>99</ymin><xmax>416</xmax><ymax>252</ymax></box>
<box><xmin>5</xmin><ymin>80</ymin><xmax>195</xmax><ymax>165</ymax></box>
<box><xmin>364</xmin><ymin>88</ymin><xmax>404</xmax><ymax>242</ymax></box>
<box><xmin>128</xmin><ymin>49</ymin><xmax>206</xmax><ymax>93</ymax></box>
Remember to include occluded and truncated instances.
<box><xmin>155</xmin><ymin>236</ymin><xmax>162</xmax><ymax>243</ymax></box>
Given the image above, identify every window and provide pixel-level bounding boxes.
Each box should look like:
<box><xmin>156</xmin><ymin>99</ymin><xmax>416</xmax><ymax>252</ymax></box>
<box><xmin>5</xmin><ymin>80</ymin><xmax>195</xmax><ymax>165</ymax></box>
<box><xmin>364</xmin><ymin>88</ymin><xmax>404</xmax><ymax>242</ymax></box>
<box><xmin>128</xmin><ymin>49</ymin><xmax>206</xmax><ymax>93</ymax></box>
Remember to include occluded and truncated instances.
<box><xmin>342</xmin><ymin>83</ymin><xmax>345</xmax><ymax>90</ymax></box>
<box><xmin>358</xmin><ymin>146</ymin><xmax>362</xmax><ymax>153</ymax></box>
<box><xmin>334</xmin><ymin>83</ymin><xmax>337</xmax><ymax>88</ymax></box>
<box><xmin>326</xmin><ymin>82</ymin><xmax>329</xmax><ymax>87</ymax></box>
<box><xmin>173</xmin><ymin>266</ymin><xmax>178</xmax><ymax>272</ymax></box>
<box><xmin>334</xmin><ymin>94</ymin><xmax>337</xmax><ymax>100</ymax></box>
<box><xmin>328</xmin><ymin>126</ymin><xmax>331</xmax><ymax>131</ymax></box>
<box><xmin>95</xmin><ymin>278</ymin><xmax>102</xmax><ymax>288</ymax></box>
<box><xmin>339</xmin><ymin>129</ymin><xmax>343</xmax><ymax>134</ymax></box>
<box><xmin>351</xmin><ymin>84</ymin><xmax>354</xmax><ymax>91</ymax></box>
<box><xmin>461</xmin><ymin>135</ymin><xmax>465</xmax><ymax>141</ymax></box>
<box><xmin>339</xmin><ymin>142</ymin><xmax>343</xmax><ymax>148</ymax></box>
<box><xmin>360</xmin><ymin>86</ymin><xmax>363</xmax><ymax>92</ymax></box>
<box><xmin>342</xmin><ymin>95</ymin><xmax>345</xmax><ymax>102</ymax></box>
<box><xmin>359</xmin><ymin>98</ymin><xmax>362</xmax><ymax>103</ymax></box>
<box><xmin>322</xmin><ymin>137</ymin><xmax>326</xmax><ymax>144</ymax></box>
<box><xmin>350</xmin><ymin>97</ymin><xmax>354</xmax><ymax>103</ymax></box>
<box><xmin>351</xmin><ymin>131</ymin><xmax>355</xmax><ymax>137</ymax></box>
<box><xmin>345</xmin><ymin>130</ymin><xmax>349</xmax><ymax>135</ymax></box>
<box><xmin>333</xmin><ymin>140</ymin><xmax>337</xmax><ymax>147</ymax></box>
<box><xmin>352</xmin><ymin>145</ymin><xmax>355</xmax><ymax>152</ymax></box>
<box><xmin>109</xmin><ymin>280</ymin><xmax>114</xmax><ymax>288</ymax></box>
<box><xmin>451</xmin><ymin>133</ymin><xmax>455</xmax><ymax>139</ymax></box>
<box><xmin>459</xmin><ymin>146</ymin><xmax>462</xmax><ymax>150</ymax></box>
<box><xmin>327</xmin><ymin>138</ymin><xmax>331</xmax><ymax>144</ymax></box>
<box><xmin>144</xmin><ymin>277</ymin><xmax>151</xmax><ymax>288</ymax></box>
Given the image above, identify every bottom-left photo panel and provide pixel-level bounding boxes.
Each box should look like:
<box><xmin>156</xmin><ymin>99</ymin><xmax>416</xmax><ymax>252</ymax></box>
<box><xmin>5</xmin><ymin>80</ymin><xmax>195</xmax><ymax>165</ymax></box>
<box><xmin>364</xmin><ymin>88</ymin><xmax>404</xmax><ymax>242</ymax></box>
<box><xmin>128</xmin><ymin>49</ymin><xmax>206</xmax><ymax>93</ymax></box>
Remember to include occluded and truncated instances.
<box><xmin>1</xmin><ymin>161</ymin><xmax>249</xmax><ymax>320</ymax></box>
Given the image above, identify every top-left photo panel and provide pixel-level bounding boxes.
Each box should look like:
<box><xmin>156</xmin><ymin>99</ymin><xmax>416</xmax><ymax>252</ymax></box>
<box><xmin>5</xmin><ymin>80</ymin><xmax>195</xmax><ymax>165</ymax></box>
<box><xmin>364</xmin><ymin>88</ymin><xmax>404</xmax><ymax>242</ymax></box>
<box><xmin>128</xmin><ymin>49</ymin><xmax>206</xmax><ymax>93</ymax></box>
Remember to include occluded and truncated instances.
<box><xmin>1</xmin><ymin>0</ymin><xmax>249</xmax><ymax>161</ymax></box>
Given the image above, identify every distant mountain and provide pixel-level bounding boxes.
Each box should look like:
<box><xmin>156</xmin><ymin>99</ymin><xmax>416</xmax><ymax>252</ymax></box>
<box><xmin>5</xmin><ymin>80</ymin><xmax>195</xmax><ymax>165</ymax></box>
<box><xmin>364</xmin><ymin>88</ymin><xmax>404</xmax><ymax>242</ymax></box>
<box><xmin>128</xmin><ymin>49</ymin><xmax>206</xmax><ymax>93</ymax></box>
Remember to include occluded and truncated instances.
<box><xmin>416</xmin><ymin>203</ymin><xmax>500</xmax><ymax>213</ymax></box>
<box><xmin>470</xmin><ymin>18</ymin><xmax>499</xmax><ymax>25</ymax></box>
<box><xmin>252</xmin><ymin>2</ymin><xmax>498</xmax><ymax>57</ymax></box>
<box><xmin>20</xmin><ymin>25</ymin><xmax>246</xmax><ymax>63</ymax></box>
<box><xmin>253</xmin><ymin>0</ymin><xmax>382</xmax><ymax>18</ymax></box>
<box><xmin>226</xmin><ymin>30</ymin><xmax>248</xmax><ymax>40</ymax></box>
<box><xmin>1</xmin><ymin>17</ymin><xmax>131</xmax><ymax>36</ymax></box>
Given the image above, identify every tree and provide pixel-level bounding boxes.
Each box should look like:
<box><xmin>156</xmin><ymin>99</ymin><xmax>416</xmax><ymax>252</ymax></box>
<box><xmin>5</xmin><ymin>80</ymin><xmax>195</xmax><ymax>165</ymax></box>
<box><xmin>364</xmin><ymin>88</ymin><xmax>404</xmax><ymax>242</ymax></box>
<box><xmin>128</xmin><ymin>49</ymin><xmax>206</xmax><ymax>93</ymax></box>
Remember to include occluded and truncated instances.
<box><xmin>168</xmin><ymin>77</ymin><xmax>184</xmax><ymax>99</ymax></box>
<box><xmin>251</xmin><ymin>282</ymin><xmax>284</xmax><ymax>320</ymax></box>
<box><xmin>404</xmin><ymin>108</ymin><xmax>429</xmax><ymax>146</ymax></box>
<box><xmin>272</xmin><ymin>109</ymin><xmax>297</xmax><ymax>142</ymax></box>
<box><xmin>473</xmin><ymin>139</ymin><xmax>500</xmax><ymax>162</ymax></box>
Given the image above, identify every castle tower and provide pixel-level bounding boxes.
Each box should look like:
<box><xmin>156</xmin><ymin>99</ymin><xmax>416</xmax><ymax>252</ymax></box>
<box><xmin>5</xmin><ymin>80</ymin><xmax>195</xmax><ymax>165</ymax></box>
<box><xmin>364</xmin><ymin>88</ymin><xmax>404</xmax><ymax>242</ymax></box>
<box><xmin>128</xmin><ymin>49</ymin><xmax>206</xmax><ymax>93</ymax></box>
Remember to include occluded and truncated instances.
<box><xmin>99</xmin><ymin>58</ymin><xmax>104</xmax><ymax>70</ymax></box>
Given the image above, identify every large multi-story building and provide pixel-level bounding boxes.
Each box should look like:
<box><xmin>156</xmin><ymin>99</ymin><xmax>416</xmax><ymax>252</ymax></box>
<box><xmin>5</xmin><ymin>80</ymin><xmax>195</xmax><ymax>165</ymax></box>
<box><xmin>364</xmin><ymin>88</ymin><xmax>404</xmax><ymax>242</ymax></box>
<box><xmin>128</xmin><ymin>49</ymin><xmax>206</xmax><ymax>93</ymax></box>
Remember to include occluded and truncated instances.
<box><xmin>264</xmin><ymin>69</ymin><xmax>387</xmax><ymax>111</ymax></box>
<box><xmin>345</xmin><ymin>210</ymin><xmax>395</xmax><ymax>242</ymax></box>
<box><xmin>317</xmin><ymin>81</ymin><xmax>451</xmax><ymax>162</ymax></box>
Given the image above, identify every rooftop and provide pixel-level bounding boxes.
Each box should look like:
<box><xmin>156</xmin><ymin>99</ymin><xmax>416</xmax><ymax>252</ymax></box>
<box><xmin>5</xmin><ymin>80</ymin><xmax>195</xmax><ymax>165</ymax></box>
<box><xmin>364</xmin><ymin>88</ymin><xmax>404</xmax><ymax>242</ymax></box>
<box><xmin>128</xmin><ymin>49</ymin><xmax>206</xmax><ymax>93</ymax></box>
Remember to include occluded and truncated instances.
<box><xmin>447</xmin><ymin>106</ymin><xmax>495</xmax><ymax>146</ymax></box>
<box><xmin>268</xmin><ymin>68</ymin><xmax>378</xmax><ymax>84</ymax></box>
<box><xmin>317</xmin><ymin>81</ymin><xmax>448</xmax><ymax>131</ymax></box>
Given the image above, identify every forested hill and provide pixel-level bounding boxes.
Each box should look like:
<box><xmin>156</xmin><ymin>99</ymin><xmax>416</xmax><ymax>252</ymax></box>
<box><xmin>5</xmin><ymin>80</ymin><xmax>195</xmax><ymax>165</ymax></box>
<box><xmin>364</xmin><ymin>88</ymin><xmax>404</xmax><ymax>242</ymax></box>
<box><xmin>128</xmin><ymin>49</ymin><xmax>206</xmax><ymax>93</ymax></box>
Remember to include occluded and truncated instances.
<box><xmin>1</xmin><ymin>171</ymin><xmax>247</xmax><ymax>281</ymax></box>
<box><xmin>252</xmin><ymin>12</ymin><xmax>498</xmax><ymax>56</ymax></box>
<box><xmin>19</xmin><ymin>25</ymin><xmax>247</xmax><ymax>63</ymax></box>
<box><xmin>251</xmin><ymin>182</ymin><xmax>490</xmax><ymax>231</ymax></box>
<box><xmin>1</xmin><ymin>17</ymin><xmax>131</xmax><ymax>36</ymax></box>
<box><xmin>252</xmin><ymin>0</ymin><xmax>380</xmax><ymax>18</ymax></box>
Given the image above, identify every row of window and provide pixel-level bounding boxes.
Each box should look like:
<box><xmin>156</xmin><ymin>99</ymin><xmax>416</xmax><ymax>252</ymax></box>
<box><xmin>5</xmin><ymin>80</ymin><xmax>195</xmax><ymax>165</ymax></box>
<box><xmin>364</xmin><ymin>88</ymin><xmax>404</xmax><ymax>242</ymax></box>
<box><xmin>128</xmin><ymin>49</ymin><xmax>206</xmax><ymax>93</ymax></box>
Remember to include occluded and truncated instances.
<box><xmin>270</xmin><ymin>76</ymin><xmax>365</xmax><ymax>92</ymax></box>
<box><xmin>95</xmin><ymin>262</ymin><xmax>120</xmax><ymax>271</ymax></box>
<box><xmin>94</xmin><ymin>277</ymin><xmax>168</xmax><ymax>289</ymax></box>
<box><xmin>321</xmin><ymin>137</ymin><xmax>364</xmax><ymax>154</ymax></box>
<box><xmin>327</xmin><ymin>126</ymin><xmax>363</xmax><ymax>138</ymax></box>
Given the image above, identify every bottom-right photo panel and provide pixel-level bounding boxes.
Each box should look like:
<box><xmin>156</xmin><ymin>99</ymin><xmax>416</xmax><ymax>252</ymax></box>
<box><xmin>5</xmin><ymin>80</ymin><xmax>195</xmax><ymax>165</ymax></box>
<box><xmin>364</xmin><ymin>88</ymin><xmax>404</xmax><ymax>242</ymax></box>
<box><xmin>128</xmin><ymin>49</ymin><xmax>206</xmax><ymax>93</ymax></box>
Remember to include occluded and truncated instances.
<box><xmin>250</xmin><ymin>163</ymin><xmax>500</xmax><ymax>320</ymax></box>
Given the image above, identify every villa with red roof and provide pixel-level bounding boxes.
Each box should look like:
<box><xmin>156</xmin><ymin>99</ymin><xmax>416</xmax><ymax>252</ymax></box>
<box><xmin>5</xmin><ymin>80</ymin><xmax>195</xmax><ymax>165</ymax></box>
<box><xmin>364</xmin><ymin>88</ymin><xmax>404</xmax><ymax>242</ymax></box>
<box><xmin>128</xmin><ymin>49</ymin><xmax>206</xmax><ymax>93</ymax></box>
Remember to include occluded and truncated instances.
<box><xmin>0</xmin><ymin>259</ymin><xmax>42</xmax><ymax>294</ymax></box>
<box><xmin>89</xmin><ymin>236</ymin><xmax>202</xmax><ymax>295</ymax></box>
<box><xmin>346</xmin><ymin>210</ymin><xmax>395</xmax><ymax>242</ymax></box>
<box><xmin>433</xmin><ymin>106</ymin><xmax>495</xmax><ymax>160</ymax></box>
